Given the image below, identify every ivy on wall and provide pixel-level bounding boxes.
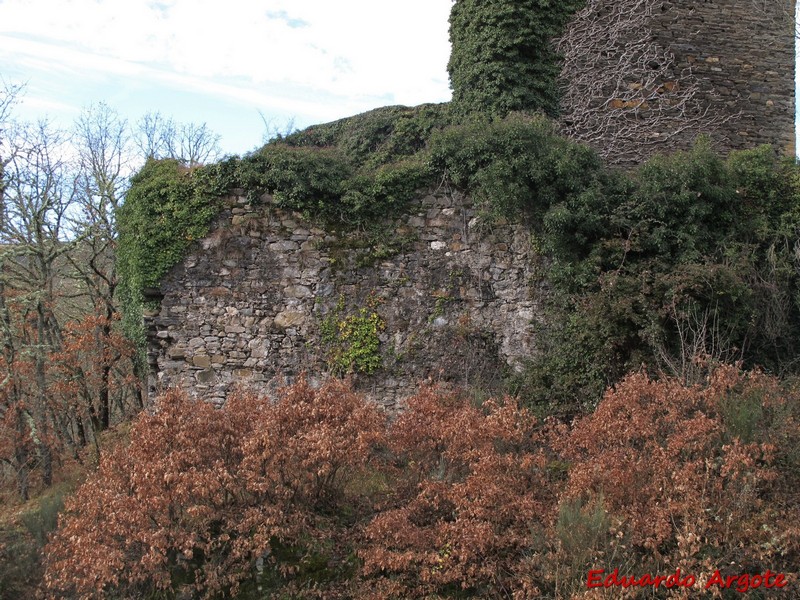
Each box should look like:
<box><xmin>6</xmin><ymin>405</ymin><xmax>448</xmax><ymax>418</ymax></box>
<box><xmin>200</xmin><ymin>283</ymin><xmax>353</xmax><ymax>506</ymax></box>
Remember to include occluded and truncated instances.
<box><xmin>117</xmin><ymin>159</ymin><xmax>225</xmax><ymax>294</ymax></box>
<box><xmin>320</xmin><ymin>295</ymin><xmax>385</xmax><ymax>376</ymax></box>
<box><xmin>115</xmin><ymin>104</ymin><xmax>800</xmax><ymax>416</ymax></box>
<box><xmin>117</xmin><ymin>106</ymin><xmax>455</xmax><ymax>303</ymax></box>
<box><xmin>447</xmin><ymin>0</ymin><xmax>584</xmax><ymax>117</ymax></box>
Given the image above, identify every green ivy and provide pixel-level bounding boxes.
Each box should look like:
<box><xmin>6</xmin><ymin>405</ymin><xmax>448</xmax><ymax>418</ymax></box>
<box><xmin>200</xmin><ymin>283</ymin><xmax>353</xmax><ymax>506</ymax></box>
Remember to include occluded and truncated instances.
<box><xmin>233</xmin><ymin>104</ymin><xmax>452</xmax><ymax>226</ymax></box>
<box><xmin>117</xmin><ymin>106</ymin><xmax>447</xmax><ymax>299</ymax></box>
<box><xmin>116</xmin><ymin>159</ymin><xmax>226</xmax><ymax>369</ymax></box>
<box><xmin>515</xmin><ymin>143</ymin><xmax>800</xmax><ymax>413</ymax></box>
<box><xmin>429</xmin><ymin>112</ymin><xmax>604</xmax><ymax>220</ymax></box>
<box><xmin>320</xmin><ymin>297</ymin><xmax>385</xmax><ymax>376</ymax></box>
<box><xmin>448</xmin><ymin>0</ymin><xmax>584</xmax><ymax>117</ymax></box>
<box><xmin>282</xmin><ymin>103</ymin><xmax>453</xmax><ymax>167</ymax></box>
<box><xmin>115</xmin><ymin>91</ymin><xmax>800</xmax><ymax>422</ymax></box>
<box><xmin>117</xmin><ymin>159</ymin><xmax>224</xmax><ymax>293</ymax></box>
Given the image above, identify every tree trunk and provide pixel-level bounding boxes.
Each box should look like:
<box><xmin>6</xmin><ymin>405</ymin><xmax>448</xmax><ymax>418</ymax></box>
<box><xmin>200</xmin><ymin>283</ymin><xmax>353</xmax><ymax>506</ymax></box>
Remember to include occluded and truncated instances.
<box><xmin>75</xmin><ymin>412</ymin><xmax>87</xmax><ymax>448</ymax></box>
<box><xmin>14</xmin><ymin>411</ymin><xmax>29</xmax><ymax>501</ymax></box>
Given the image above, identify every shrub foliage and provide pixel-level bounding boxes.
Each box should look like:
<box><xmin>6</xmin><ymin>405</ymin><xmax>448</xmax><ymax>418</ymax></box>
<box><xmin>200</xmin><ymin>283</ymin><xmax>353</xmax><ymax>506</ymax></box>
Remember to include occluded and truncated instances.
<box><xmin>359</xmin><ymin>388</ymin><xmax>555</xmax><ymax>598</ymax></box>
<box><xmin>44</xmin><ymin>378</ymin><xmax>384</xmax><ymax>599</ymax></box>
<box><xmin>44</xmin><ymin>367</ymin><xmax>800</xmax><ymax>598</ymax></box>
<box><xmin>516</xmin><ymin>142</ymin><xmax>800</xmax><ymax>411</ymax></box>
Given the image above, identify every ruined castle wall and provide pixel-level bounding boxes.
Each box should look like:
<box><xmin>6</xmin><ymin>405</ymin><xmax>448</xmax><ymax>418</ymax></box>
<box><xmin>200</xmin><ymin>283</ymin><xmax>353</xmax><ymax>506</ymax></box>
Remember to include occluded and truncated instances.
<box><xmin>653</xmin><ymin>0</ymin><xmax>795</xmax><ymax>154</ymax></box>
<box><xmin>145</xmin><ymin>190</ymin><xmax>547</xmax><ymax>409</ymax></box>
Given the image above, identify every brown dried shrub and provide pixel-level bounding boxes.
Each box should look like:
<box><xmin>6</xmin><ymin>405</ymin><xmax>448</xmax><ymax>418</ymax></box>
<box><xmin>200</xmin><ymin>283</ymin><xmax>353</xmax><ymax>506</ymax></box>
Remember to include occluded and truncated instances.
<box><xmin>44</xmin><ymin>378</ymin><xmax>385</xmax><ymax>599</ymax></box>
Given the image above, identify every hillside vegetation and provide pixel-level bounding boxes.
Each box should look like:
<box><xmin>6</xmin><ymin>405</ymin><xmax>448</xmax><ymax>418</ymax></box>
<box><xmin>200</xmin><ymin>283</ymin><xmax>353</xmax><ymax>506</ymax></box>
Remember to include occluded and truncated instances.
<box><xmin>95</xmin><ymin>109</ymin><xmax>800</xmax><ymax>597</ymax></box>
<box><xmin>43</xmin><ymin>370</ymin><xmax>800</xmax><ymax>598</ymax></box>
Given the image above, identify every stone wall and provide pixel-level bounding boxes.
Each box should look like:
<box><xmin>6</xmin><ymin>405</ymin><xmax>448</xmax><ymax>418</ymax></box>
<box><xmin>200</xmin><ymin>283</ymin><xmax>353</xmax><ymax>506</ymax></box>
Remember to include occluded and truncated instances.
<box><xmin>145</xmin><ymin>190</ymin><xmax>547</xmax><ymax>409</ymax></box>
<box><xmin>652</xmin><ymin>0</ymin><xmax>796</xmax><ymax>156</ymax></box>
<box><xmin>144</xmin><ymin>1</ymin><xmax>796</xmax><ymax>407</ymax></box>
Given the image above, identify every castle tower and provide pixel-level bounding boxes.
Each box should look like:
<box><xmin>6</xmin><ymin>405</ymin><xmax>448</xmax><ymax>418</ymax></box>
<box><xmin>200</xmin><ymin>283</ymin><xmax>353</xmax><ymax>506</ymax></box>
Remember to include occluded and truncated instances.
<box><xmin>652</xmin><ymin>0</ymin><xmax>796</xmax><ymax>156</ymax></box>
<box><xmin>558</xmin><ymin>0</ymin><xmax>796</xmax><ymax>161</ymax></box>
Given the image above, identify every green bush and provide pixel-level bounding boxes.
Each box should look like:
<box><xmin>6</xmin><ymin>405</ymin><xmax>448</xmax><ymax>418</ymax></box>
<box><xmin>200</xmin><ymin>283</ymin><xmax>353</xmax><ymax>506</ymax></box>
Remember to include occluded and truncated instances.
<box><xmin>21</xmin><ymin>492</ymin><xmax>64</xmax><ymax>548</ymax></box>
<box><xmin>233</xmin><ymin>104</ymin><xmax>450</xmax><ymax>227</ymax></box>
<box><xmin>0</xmin><ymin>492</ymin><xmax>65</xmax><ymax>600</ymax></box>
<box><xmin>282</xmin><ymin>103</ymin><xmax>452</xmax><ymax>167</ymax></box>
<box><xmin>0</xmin><ymin>527</ymin><xmax>40</xmax><ymax>600</ymax></box>
<box><xmin>237</xmin><ymin>145</ymin><xmax>433</xmax><ymax>227</ymax></box>
<box><xmin>517</xmin><ymin>142</ymin><xmax>800</xmax><ymax>411</ymax></box>
<box><xmin>556</xmin><ymin>495</ymin><xmax>612</xmax><ymax>582</ymax></box>
<box><xmin>238</xmin><ymin>144</ymin><xmax>352</xmax><ymax>211</ymax></box>
<box><xmin>428</xmin><ymin>112</ymin><xmax>604</xmax><ymax>220</ymax></box>
<box><xmin>341</xmin><ymin>158</ymin><xmax>433</xmax><ymax>223</ymax></box>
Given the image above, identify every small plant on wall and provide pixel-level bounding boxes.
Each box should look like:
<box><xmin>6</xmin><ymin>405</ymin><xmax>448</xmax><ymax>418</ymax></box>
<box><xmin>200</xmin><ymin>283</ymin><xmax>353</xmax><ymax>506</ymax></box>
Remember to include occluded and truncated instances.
<box><xmin>320</xmin><ymin>294</ymin><xmax>385</xmax><ymax>376</ymax></box>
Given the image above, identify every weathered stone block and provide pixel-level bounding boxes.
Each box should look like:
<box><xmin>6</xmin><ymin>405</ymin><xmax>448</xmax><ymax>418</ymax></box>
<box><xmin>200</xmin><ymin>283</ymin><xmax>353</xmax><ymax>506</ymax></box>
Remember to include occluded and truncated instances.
<box><xmin>193</xmin><ymin>355</ymin><xmax>212</xmax><ymax>368</ymax></box>
<box><xmin>196</xmin><ymin>369</ymin><xmax>216</xmax><ymax>384</ymax></box>
<box><xmin>284</xmin><ymin>285</ymin><xmax>312</xmax><ymax>299</ymax></box>
<box><xmin>168</xmin><ymin>346</ymin><xmax>186</xmax><ymax>360</ymax></box>
<box><xmin>274</xmin><ymin>310</ymin><xmax>306</xmax><ymax>329</ymax></box>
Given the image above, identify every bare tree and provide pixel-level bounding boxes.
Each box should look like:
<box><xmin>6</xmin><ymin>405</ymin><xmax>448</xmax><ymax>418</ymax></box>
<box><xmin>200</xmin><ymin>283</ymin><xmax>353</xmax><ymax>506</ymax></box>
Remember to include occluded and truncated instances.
<box><xmin>0</xmin><ymin>79</ymin><xmax>31</xmax><ymax>499</ymax></box>
<box><xmin>177</xmin><ymin>121</ymin><xmax>222</xmax><ymax>167</ymax></box>
<box><xmin>71</xmin><ymin>103</ymin><xmax>141</xmax><ymax>431</ymax></box>
<box><xmin>0</xmin><ymin>80</ymin><xmax>23</xmax><ymax>143</ymax></box>
<box><xmin>0</xmin><ymin>118</ymin><xmax>77</xmax><ymax>493</ymax></box>
<box><xmin>0</xmin><ymin>93</ymin><xmax>215</xmax><ymax>499</ymax></box>
<box><xmin>73</xmin><ymin>103</ymin><xmax>129</xmax><ymax>310</ymax></box>
<box><xmin>555</xmin><ymin>0</ymin><xmax>730</xmax><ymax>164</ymax></box>
<box><xmin>134</xmin><ymin>111</ymin><xmax>221</xmax><ymax>167</ymax></box>
<box><xmin>134</xmin><ymin>110</ymin><xmax>176</xmax><ymax>161</ymax></box>
<box><xmin>652</xmin><ymin>298</ymin><xmax>743</xmax><ymax>385</ymax></box>
<box><xmin>258</xmin><ymin>110</ymin><xmax>297</xmax><ymax>144</ymax></box>
<box><xmin>1</xmin><ymin>79</ymin><xmax>25</xmax><ymax>219</ymax></box>
<box><xmin>0</xmin><ymin>100</ymin><xmax>139</xmax><ymax>498</ymax></box>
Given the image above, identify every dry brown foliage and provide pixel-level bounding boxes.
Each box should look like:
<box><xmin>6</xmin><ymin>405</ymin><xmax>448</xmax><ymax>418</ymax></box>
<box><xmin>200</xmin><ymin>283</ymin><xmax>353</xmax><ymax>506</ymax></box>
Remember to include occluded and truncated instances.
<box><xmin>42</xmin><ymin>368</ymin><xmax>800</xmax><ymax>599</ymax></box>
<box><xmin>554</xmin><ymin>365</ymin><xmax>800</xmax><ymax>596</ymax></box>
<box><xmin>43</xmin><ymin>377</ymin><xmax>385</xmax><ymax>599</ymax></box>
<box><xmin>359</xmin><ymin>387</ymin><xmax>558</xmax><ymax>599</ymax></box>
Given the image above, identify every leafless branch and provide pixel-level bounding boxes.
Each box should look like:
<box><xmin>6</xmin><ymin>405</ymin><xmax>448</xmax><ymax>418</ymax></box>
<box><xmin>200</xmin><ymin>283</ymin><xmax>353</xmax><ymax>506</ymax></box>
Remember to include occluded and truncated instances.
<box><xmin>134</xmin><ymin>111</ymin><xmax>221</xmax><ymax>167</ymax></box>
<box><xmin>653</xmin><ymin>298</ymin><xmax>743</xmax><ymax>385</ymax></box>
<box><xmin>556</xmin><ymin>0</ymin><xmax>733</xmax><ymax>164</ymax></box>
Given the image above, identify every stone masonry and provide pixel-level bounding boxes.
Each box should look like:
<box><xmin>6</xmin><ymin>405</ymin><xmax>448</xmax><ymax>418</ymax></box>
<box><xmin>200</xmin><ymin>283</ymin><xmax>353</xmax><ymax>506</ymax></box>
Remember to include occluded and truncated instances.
<box><xmin>652</xmin><ymin>0</ymin><xmax>795</xmax><ymax>155</ymax></box>
<box><xmin>145</xmin><ymin>189</ymin><xmax>547</xmax><ymax>409</ymax></box>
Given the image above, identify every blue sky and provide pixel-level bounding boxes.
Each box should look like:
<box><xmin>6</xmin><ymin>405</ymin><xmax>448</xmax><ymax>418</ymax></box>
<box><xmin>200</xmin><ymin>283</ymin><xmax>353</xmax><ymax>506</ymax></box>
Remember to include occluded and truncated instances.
<box><xmin>0</xmin><ymin>0</ymin><xmax>453</xmax><ymax>156</ymax></box>
<box><xmin>1</xmin><ymin>1</ymin><xmax>797</xmax><ymax>157</ymax></box>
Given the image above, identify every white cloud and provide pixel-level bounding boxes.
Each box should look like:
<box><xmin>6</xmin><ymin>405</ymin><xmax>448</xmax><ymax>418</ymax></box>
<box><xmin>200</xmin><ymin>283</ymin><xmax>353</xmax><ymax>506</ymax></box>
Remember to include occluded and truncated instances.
<box><xmin>0</xmin><ymin>0</ymin><xmax>452</xmax><ymax>107</ymax></box>
<box><xmin>0</xmin><ymin>0</ymin><xmax>452</xmax><ymax>154</ymax></box>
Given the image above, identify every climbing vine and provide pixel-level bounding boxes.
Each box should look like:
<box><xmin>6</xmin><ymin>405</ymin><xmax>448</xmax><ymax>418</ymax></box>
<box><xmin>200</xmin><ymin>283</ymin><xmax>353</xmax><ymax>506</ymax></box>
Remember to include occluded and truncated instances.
<box><xmin>320</xmin><ymin>295</ymin><xmax>386</xmax><ymax>376</ymax></box>
<box><xmin>448</xmin><ymin>0</ymin><xmax>584</xmax><ymax>117</ymax></box>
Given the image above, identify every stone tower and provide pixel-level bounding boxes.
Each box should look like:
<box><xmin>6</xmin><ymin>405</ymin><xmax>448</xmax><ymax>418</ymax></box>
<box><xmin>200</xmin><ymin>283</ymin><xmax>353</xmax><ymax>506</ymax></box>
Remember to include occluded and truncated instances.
<box><xmin>559</xmin><ymin>0</ymin><xmax>796</xmax><ymax>161</ymax></box>
<box><xmin>653</xmin><ymin>0</ymin><xmax>796</xmax><ymax>155</ymax></box>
